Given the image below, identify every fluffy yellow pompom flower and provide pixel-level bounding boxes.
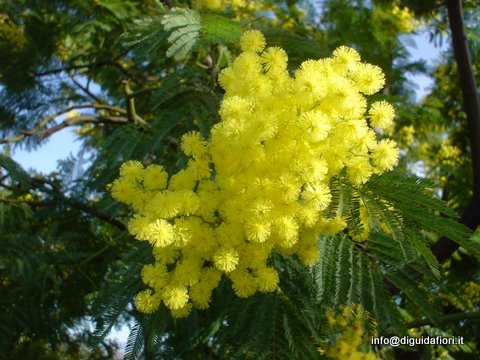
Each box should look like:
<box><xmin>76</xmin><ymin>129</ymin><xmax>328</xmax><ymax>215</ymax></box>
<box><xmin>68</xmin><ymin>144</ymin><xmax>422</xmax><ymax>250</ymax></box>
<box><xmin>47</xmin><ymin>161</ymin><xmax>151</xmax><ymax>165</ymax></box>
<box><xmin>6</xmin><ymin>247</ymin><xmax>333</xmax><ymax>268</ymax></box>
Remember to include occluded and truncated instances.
<box><xmin>119</xmin><ymin>160</ymin><xmax>143</xmax><ymax>180</ymax></box>
<box><xmin>141</xmin><ymin>263</ymin><xmax>168</xmax><ymax>288</ymax></box>
<box><xmin>245</xmin><ymin>220</ymin><xmax>271</xmax><ymax>243</ymax></box>
<box><xmin>143</xmin><ymin>164</ymin><xmax>168</xmax><ymax>191</ymax></box>
<box><xmin>274</xmin><ymin>216</ymin><xmax>299</xmax><ymax>247</ymax></box>
<box><xmin>163</xmin><ymin>285</ymin><xmax>189</xmax><ymax>310</ymax></box>
<box><xmin>262</xmin><ymin>46</ymin><xmax>288</xmax><ymax>72</ymax></box>
<box><xmin>111</xmin><ymin>30</ymin><xmax>399</xmax><ymax>317</ymax></box>
<box><xmin>135</xmin><ymin>289</ymin><xmax>161</xmax><ymax>314</ymax></box>
<box><xmin>321</xmin><ymin>305</ymin><xmax>378</xmax><ymax>360</ymax></box>
<box><xmin>369</xmin><ymin>101</ymin><xmax>395</xmax><ymax>129</ymax></box>
<box><xmin>219</xmin><ymin>95</ymin><xmax>252</xmax><ymax>120</ymax></box>
<box><xmin>190</xmin><ymin>280</ymin><xmax>216</xmax><ymax>309</ymax></box>
<box><xmin>347</xmin><ymin>158</ymin><xmax>373</xmax><ymax>185</ymax></box>
<box><xmin>145</xmin><ymin>219</ymin><xmax>175</xmax><ymax>247</ymax></box>
<box><xmin>181</xmin><ymin>131</ymin><xmax>208</xmax><ymax>159</ymax></box>
<box><xmin>239</xmin><ymin>29</ymin><xmax>265</xmax><ymax>53</ymax></box>
<box><xmin>170</xmin><ymin>303</ymin><xmax>193</xmax><ymax>318</ymax></box>
<box><xmin>298</xmin><ymin>244</ymin><xmax>321</xmax><ymax>266</ymax></box>
<box><xmin>392</xmin><ymin>4</ymin><xmax>417</xmax><ymax>33</ymax></box>
<box><xmin>351</xmin><ymin>63</ymin><xmax>385</xmax><ymax>95</ymax></box>
<box><xmin>230</xmin><ymin>270</ymin><xmax>257</xmax><ymax>298</ymax></box>
<box><xmin>256</xmin><ymin>267</ymin><xmax>279</xmax><ymax>292</ymax></box>
<box><xmin>332</xmin><ymin>46</ymin><xmax>361</xmax><ymax>74</ymax></box>
<box><xmin>213</xmin><ymin>247</ymin><xmax>239</xmax><ymax>272</ymax></box>
<box><xmin>193</xmin><ymin>0</ymin><xmax>247</xmax><ymax>11</ymax></box>
<box><xmin>370</xmin><ymin>139</ymin><xmax>399</xmax><ymax>172</ymax></box>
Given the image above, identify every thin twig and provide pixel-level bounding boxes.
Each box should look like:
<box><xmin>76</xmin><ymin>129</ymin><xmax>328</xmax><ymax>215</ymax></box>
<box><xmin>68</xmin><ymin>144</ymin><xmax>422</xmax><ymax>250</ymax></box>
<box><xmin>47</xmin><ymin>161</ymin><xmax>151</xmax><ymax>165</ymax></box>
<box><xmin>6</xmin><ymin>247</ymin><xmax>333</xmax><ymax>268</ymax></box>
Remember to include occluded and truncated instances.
<box><xmin>0</xmin><ymin>103</ymin><xmax>148</xmax><ymax>144</ymax></box>
<box><xmin>407</xmin><ymin>311</ymin><xmax>480</xmax><ymax>328</ymax></box>
<box><xmin>123</xmin><ymin>80</ymin><xmax>137</xmax><ymax>124</ymax></box>
<box><xmin>29</xmin><ymin>103</ymin><xmax>126</xmax><ymax>132</ymax></box>
<box><xmin>36</xmin><ymin>115</ymin><xmax>130</xmax><ymax>139</ymax></box>
<box><xmin>29</xmin><ymin>177</ymin><xmax>127</xmax><ymax>231</ymax></box>
<box><xmin>126</xmin><ymin>86</ymin><xmax>160</xmax><ymax>99</ymax></box>
<box><xmin>78</xmin><ymin>244</ymin><xmax>111</xmax><ymax>267</ymax></box>
<box><xmin>33</xmin><ymin>60</ymin><xmax>144</xmax><ymax>85</ymax></box>
<box><xmin>68</xmin><ymin>73</ymin><xmax>105</xmax><ymax>104</ymax></box>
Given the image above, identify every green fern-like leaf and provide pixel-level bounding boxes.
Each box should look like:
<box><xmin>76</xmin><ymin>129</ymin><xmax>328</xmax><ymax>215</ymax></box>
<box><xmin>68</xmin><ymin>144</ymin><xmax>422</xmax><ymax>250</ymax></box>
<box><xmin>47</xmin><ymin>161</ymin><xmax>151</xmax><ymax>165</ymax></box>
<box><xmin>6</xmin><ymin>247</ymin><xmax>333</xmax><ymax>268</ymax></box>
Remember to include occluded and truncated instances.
<box><xmin>364</xmin><ymin>174</ymin><xmax>475</xmax><ymax>254</ymax></box>
<box><xmin>123</xmin><ymin>321</ymin><xmax>145</xmax><ymax>360</ymax></box>
<box><xmin>0</xmin><ymin>154</ymin><xmax>31</xmax><ymax>191</ymax></box>
<box><xmin>422</xmin><ymin>326</ymin><xmax>473</xmax><ymax>355</ymax></box>
<box><xmin>202</xmin><ymin>14</ymin><xmax>242</xmax><ymax>44</ymax></box>
<box><xmin>367</xmin><ymin>173</ymin><xmax>457</xmax><ymax>218</ymax></box>
<box><xmin>95</xmin><ymin>0</ymin><xmax>140</xmax><ymax>20</ymax></box>
<box><xmin>200</xmin><ymin>255</ymin><xmax>322</xmax><ymax>359</ymax></box>
<box><xmin>384</xmin><ymin>264</ymin><xmax>440</xmax><ymax>323</ymax></box>
<box><xmin>315</xmin><ymin>234</ymin><xmax>404</xmax><ymax>335</ymax></box>
<box><xmin>161</xmin><ymin>8</ymin><xmax>201</xmax><ymax>60</ymax></box>
<box><xmin>405</xmin><ymin>228</ymin><xmax>440</xmax><ymax>278</ymax></box>
<box><xmin>89</xmin><ymin>243</ymin><xmax>150</xmax><ymax>347</ymax></box>
<box><xmin>367</xmin><ymin>231</ymin><xmax>441</xmax><ymax>324</ymax></box>
<box><xmin>123</xmin><ymin>3</ymin><xmax>168</xmax><ymax>57</ymax></box>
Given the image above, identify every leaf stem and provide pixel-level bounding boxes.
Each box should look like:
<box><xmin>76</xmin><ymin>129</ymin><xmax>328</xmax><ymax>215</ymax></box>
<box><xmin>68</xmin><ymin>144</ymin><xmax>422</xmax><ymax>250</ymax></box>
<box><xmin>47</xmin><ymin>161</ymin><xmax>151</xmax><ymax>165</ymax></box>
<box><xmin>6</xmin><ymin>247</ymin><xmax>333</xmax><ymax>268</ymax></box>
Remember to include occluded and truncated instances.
<box><xmin>407</xmin><ymin>311</ymin><xmax>480</xmax><ymax>328</ymax></box>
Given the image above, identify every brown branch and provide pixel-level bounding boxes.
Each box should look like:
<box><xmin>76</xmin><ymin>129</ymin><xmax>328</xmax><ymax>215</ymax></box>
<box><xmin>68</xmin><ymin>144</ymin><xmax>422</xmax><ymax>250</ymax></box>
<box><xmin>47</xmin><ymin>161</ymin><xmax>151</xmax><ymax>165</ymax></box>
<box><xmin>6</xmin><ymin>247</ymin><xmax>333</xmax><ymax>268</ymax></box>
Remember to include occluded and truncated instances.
<box><xmin>430</xmin><ymin>0</ymin><xmax>480</xmax><ymax>261</ymax></box>
<box><xmin>68</xmin><ymin>73</ymin><xmax>105</xmax><ymax>104</ymax></box>
<box><xmin>78</xmin><ymin>244</ymin><xmax>111</xmax><ymax>267</ymax></box>
<box><xmin>29</xmin><ymin>103</ymin><xmax>126</xmax><ymax>132</ymax></box>
<box><xmin>29</xmin><ymin>177</ymin><xmax>127</xmax><ymax>231</ymax></box>
<box><xmin>0</xmin><ymin>103</ymin><xmax>148</xmax><ymax>144</ymax></box>
<box><xmin>33</xmin><ymin>60</ymin><xmax>144</xmax><ymax>85</ymax></box>
<box><xmin>0</xmin><ymin>114</ymin><xmax>127</xmax><ymax>144</ymax></box>
<box><xmin>126</xmin><ymin>86</ymin><xmax>160</xmax><ymax>99</ymax></box>
<box><xmin>34</xmin><ymin>115</ymin><xmax>129</xmax><ymax>140</ymax></box>
<box><xmin>122</xmin><ymin>80</ymin><xmax>151</xmax><ymax>125</ymax></box>
<box><xmin>387</xmin><ymin>0</ymin><xmax>480</xmax><ymax>296</ymax></box>
<box><xmin>122</xmin><ymin>80</ymin><xmax>137</xmax><ymax>124</ymax></box>
<box><xmin>67</xmin><ymin>198</ymin><xmax>127</xmax><ymax>231</ymax></box>
<box><xmin>160</xmin><ymin>0</ymin><xmax>173</xmax><ymax>7</ymax></box>
<box><xmin>1</xmin><ymin>182</ymin><xmax>126</xmax><ymax>232</ymax></box>
<box><xmin>407</xmin><ymin>311</ymin><xmax>480</xmax><ymax>328</ymax></box>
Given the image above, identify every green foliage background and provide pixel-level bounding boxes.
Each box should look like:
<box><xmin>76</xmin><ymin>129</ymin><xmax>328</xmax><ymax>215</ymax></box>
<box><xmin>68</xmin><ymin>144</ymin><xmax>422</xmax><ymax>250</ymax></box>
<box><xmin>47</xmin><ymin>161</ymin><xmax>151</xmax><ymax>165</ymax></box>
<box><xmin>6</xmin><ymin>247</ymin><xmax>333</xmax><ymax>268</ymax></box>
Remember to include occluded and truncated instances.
<box><xmin>1</xmin><ymin>0</ymin><xmax>479</xmax><ymax>359</ymax></box>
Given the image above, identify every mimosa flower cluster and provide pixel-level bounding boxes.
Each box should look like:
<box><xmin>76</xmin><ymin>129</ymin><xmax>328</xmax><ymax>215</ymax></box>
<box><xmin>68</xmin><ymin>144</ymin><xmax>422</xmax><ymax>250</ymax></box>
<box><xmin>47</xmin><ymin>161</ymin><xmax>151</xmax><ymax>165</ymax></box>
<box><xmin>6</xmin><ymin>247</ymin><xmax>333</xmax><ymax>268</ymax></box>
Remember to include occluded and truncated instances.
<box><xmin>322</xmin><ymin>305</ymin><xmax>377</xmax><ymax>360</ymax></box>
<box><xmin>193</xmin><ymin>0</ymin><xmax>247</xmax><ymax>11</ymax></box>
<box><xmin>111</xmin><ymin>30</ymin><xmax>399</xmax><ymax>317</ymax></box>
<box><xmin>391</xmin><ymin>3</ymin><xmax>417</xmax><ymax>33</ymax></box>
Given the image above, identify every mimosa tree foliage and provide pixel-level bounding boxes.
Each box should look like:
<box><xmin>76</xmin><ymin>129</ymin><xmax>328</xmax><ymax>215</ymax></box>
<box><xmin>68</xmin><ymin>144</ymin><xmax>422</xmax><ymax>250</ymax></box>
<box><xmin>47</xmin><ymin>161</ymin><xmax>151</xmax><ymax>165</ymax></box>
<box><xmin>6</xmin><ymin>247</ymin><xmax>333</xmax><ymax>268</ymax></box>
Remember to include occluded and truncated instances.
<box><xmin>1</xmin><ymin>0</ymin><xmax>479</xmax><ymax>359</ymax></box>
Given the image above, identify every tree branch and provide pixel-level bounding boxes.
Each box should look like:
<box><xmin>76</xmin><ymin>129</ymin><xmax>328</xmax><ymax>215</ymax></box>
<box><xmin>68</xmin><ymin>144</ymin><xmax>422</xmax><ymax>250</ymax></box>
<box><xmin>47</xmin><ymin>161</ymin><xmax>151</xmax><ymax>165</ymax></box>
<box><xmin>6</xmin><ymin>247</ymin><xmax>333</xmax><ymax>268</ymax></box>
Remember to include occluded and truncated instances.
<box><xmin>430</xmin><ymin>0</ymin><xmax>480</xmax><ymax>261</ymax></box>
<box><xmin>126</xmin><ymin>86</ymin><xmax>160</xmax><ymax>99</ymax></box>
<box><xmin>407</xmin><ymin>311</ymin><xmax>480</xmax><ymax>328</ymax></box>
<box><xmin>0</xmin><ymin>103</ymin><xmax>147</xmax><ymax>144</ymax></box>
<box><xmin>68</xmin><ymin>73</ymin><xmax>105</xmax><ymax>104</ymax></box>
<box><xmin>0</xmin><ymin>114</ymin><xmax>126</xmax><ymax>144</ymax></box>
<box><xmin>29</xmin><ymin>103</ymin><xmax>126</xmax><ymax>132</ymax></box>
<box><xmin>160</xmin><ymin>0</ymin><xmax>173</xmax><ymax>7</ymax></box>
<box><xmin>1</xmin><ymin>178</ymin><xmax>126</xmax><ymax>232</ymax></box>
<box><xmin>123</xmin><ymin>80</ymin><xmax>137</xmax><ymax>124</ymax></box>
<box><xmin>34</xmin><ymin>115</ymin><xmax>130</xmax><ymax>139</ymax></box>
<box><xmin>387</xmin><ymin>0</ymin><xmax>480</xmax><ymax>296</ymax></box>
<box><xmin>33</xmin><ymin>60</ymin><xmax>144</xmax><ymax>85</ymax></box>
<box><xmin>67</xmin><ymin>198</ymin><xmax>127</xmax><ymax>231</ymax></box>
<box><xmin>29</xmin><ymin>177</ymin><xmax>127</xmax><ymax>231</ymax></box>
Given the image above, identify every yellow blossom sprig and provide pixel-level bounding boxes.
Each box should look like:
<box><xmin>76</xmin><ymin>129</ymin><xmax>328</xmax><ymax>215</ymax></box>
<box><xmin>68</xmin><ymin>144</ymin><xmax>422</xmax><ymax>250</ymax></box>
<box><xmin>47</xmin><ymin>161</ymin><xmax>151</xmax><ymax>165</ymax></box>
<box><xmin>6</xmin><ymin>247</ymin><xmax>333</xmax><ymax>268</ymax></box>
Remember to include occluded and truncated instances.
<box><xmin>321</xmin><ymin>304</ymin><xmax>378</xmax><ymax>360</ymax></box>
<box><xmin>110</xmin><ymin>30</ymin><xmax>399</xmax><ymax>317</ymax></box>
<box><xmin>193</xmin><ymin>0</ymin><xmax>247</xmax><ymax>12</ymax></box>
<box><xmin>391</xmin><ymin>3</ymin><xmax>419</xmax><ymax>33</ymax></box>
